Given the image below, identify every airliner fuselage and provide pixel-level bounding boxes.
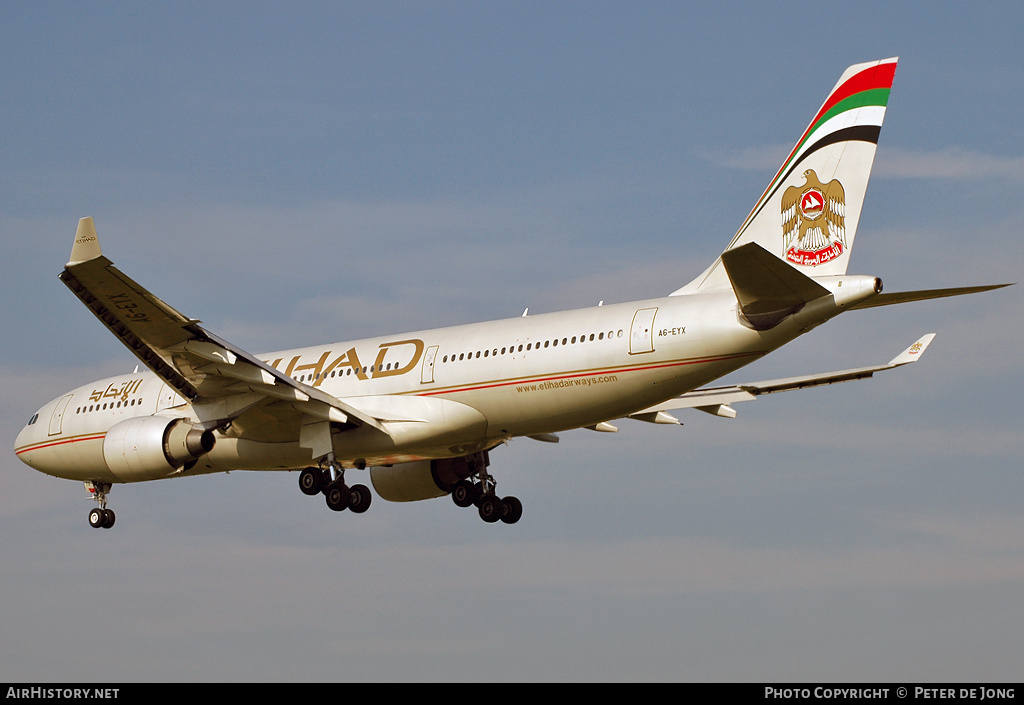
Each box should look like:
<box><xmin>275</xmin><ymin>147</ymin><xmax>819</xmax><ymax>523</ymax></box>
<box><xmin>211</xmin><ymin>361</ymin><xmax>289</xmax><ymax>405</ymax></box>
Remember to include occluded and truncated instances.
<box><xmin>16</xmin><ymin>277</ymin><xmax>878</xmax><ymax>483</ymax></box>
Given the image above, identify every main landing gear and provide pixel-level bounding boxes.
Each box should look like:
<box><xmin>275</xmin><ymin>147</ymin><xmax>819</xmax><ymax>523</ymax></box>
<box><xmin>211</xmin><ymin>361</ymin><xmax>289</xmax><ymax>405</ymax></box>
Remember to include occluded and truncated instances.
<box><xmin>451</xmin><ymin>467</ymin><xmax>522</xmax><ymax>525</ymax></box>
<box><xmin>297</xmin><ymin>452</ymin><xmax>521</xmax><ymax>524</ymax></box>
<box><xmin>84</xmin><ymin>481</ymin><xmax>116</xmax><ymax>529</ymax></box>
<box><xmin>298</xmin><ymin>457</ymin><xmax>372</xmax><ymax>515</ymax></box>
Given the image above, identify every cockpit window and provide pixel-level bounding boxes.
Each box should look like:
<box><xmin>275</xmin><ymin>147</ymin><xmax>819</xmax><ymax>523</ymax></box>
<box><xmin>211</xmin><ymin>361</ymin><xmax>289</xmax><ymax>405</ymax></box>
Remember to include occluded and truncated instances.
<box><xmin>27</xmin><ymin>414</ymin><xmax>39</xmax><ymax>426</ymax></box>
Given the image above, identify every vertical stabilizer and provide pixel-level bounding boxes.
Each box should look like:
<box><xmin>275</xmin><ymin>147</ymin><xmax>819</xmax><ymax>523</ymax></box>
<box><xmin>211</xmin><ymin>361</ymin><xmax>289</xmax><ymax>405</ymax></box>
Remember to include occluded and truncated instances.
<box><xmin>674</xmin><ymin>58</ymin><xmax>898</xmax><ymax>294</ymax></box>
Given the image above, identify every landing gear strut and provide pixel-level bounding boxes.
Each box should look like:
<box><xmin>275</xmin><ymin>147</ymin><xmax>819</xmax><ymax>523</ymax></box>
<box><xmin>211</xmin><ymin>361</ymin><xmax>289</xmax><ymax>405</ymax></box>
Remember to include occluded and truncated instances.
<box><xmin>84</xmin><ymin>481</ymin><xmax>115</xmax><ymax>529</ymax></box>
<box><xmin>451</xmin><ymin>463</ymin><xmax>522</xmax><ymax>525</ymax></box>
<box><xmin>298</xmin><ymin>456</ymin><xmax>372</xmax><ymax>515</ymax></box>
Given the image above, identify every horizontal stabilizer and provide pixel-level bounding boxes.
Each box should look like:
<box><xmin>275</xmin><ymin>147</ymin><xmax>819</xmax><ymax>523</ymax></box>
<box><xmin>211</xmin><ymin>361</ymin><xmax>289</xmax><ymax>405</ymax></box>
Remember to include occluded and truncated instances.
<box><xmin>851</xmin><ymin>284</ymin><xmax>1012</xmax><ymax>309</ymax></box>
<box><xmin>721</xmin><ymin>242</ymin><xmax>831</xmax><ymax>329</ymax></box>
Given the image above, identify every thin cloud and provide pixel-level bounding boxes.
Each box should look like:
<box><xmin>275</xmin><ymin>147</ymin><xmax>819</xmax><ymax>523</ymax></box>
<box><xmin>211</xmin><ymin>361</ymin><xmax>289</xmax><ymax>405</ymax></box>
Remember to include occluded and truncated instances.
<box><xmin>875</xmin><ymin>147</ymin><xmax>1024</xmax><ymax>181</ymax></box>
<box><xmin>702</xmin><ymin>143</ymin><xmax>791</xmax><ymax>172</ymax></box>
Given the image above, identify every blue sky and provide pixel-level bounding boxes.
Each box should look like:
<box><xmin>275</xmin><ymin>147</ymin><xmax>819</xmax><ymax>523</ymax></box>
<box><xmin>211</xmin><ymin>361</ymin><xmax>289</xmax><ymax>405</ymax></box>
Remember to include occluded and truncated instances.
<box><xmin>2</xmin><ymin>1</ymin><xmax>1022</xmax><ymax>681</ymax></box>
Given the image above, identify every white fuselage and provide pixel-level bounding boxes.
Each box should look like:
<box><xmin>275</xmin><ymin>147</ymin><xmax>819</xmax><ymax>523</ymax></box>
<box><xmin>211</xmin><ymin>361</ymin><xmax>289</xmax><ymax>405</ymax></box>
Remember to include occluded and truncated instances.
<box><xmin>15</xmin><ymin>277</ymin><xmax>876</xmax><ymax>484</ymax></box>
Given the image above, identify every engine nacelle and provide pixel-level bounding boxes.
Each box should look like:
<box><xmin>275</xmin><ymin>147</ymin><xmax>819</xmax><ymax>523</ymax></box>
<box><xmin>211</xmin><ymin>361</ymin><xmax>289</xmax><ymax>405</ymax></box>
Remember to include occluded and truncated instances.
<box><xmin>102</xmin><ymin>416</ymin><xmax>216</xmax><ymax>483</ymax></box>
<box><xmin>370</xmin><ymin>452</ymin><xmax>486</xmax><ymax>502</ymax></box>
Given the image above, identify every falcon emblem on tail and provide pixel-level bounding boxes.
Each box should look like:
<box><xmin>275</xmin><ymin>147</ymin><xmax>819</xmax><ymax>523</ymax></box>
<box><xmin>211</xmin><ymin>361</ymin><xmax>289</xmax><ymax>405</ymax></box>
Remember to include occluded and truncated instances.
<box><xmin>782</xmin><ymin>169</ymin><xmax>846</xmax><ymax>267</ymax></box>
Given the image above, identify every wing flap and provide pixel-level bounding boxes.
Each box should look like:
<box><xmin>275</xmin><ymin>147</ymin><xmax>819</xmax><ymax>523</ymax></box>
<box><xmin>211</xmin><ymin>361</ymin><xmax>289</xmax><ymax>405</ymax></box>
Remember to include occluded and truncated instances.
<box><xmin>630</xmin><ymin>334</ymin><xmax>935</xmax><ymax>419</ymax></box>
<box><xmin>631</xmin><ymin>388</ymin><xmax>756</xmax><ymax>415</ymax></box>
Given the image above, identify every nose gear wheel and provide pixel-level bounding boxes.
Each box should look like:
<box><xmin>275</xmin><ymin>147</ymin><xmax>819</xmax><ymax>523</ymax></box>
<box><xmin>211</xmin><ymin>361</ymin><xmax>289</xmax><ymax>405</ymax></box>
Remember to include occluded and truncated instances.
<box><xmin>84</xmin><ymin>482</ymin><xmax>116</xmax><ymax>529</ymax></box>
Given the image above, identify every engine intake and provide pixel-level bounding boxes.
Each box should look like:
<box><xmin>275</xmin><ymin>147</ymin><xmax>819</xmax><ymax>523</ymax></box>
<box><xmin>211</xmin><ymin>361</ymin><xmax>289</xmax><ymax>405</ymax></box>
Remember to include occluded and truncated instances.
<box><xmin>102</xmin><ymin>416</ymin><xmax>216</xmax><ymax>482</ymax></box>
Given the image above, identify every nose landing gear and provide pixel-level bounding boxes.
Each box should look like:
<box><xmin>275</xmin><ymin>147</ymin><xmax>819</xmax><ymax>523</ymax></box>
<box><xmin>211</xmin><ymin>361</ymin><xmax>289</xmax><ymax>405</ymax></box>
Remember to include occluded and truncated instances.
<box><xmin>84</xmin><ymin>481</ymin><xmax>115</xmax><ymax>529</ymax></box>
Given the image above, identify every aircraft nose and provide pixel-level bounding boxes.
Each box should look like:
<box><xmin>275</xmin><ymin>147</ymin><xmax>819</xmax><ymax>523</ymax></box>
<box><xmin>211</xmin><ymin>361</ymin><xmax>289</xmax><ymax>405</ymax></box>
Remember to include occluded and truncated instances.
<box><xmin>15</xmin><ymin>424</ymin><xmax>32</xmax><ymax>466</ymax></box>
<box><xmin>14</xmin><ymin>412</ymin><xmax>42</xmax><ymax>467</ymax></box>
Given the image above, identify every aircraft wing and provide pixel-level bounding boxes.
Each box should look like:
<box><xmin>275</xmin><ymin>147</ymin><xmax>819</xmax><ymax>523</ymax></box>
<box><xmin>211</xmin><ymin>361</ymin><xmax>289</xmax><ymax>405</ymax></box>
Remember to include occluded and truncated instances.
<box><xmin>59</xmin><ymin>218</ymin><xmax>385</xmax><ymax>437</ymax></box>
<box><xmin>631</xmin><ymin>334</ymin><xmax>936</xmax><ymax>420</ymax></box>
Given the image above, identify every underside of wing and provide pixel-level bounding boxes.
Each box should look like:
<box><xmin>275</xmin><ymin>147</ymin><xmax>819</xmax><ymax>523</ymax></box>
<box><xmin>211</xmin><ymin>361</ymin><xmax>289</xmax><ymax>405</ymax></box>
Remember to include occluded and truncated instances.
<box><xmin>60</xmin><ymin>218</ymin><xmax>385</xmax><ymax>441</ymax></box>
<box><xmin>630</xmin><ymin>334</ymin><xmax>936</xmax><ymax>421</ymax></box>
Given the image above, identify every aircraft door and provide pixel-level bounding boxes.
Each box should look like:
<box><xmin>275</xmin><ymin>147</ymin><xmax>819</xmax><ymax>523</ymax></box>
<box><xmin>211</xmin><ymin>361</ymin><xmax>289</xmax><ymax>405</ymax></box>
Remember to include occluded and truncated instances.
<box><xmin>629</xmin><ymin>308</ymin><xmax>658</xmax><ymax>354</ymax></box>
<box><xmin>421</xmin><ymin>345</ymin><xmax>439</xmax><ymax>384</ymax></box>
<box><xmin>48</xmin><ymin>394</ymin><xmax>73</xmax><ymax>436</ymax></box>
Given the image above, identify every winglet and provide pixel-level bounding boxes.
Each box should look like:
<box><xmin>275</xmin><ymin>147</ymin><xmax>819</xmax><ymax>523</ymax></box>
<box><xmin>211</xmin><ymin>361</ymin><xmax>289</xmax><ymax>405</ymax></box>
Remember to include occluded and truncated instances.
<box><xmin>887</xmin><ymin>333</ymin><xmax>936</xmax><ymax>367</ymax></box>
<box><xmin>68</xmin><ymin>217</ymin><xmax>103</xmax><ymax>266</ymax></box>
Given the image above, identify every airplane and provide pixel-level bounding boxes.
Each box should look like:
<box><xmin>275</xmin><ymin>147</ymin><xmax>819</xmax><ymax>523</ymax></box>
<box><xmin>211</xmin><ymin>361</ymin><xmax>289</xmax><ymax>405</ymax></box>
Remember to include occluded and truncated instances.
<box><xmin>14</xmin><ymin>57</ymin><xmax>1010</xmax><ymax>529</ymax></box>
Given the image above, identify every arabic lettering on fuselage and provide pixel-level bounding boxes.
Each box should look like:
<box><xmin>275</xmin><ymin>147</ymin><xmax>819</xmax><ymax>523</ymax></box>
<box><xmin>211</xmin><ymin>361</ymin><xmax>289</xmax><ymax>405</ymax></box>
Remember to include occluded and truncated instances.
<box><xmin>89</xmin><ymin>378</ymin><xmax>144</xmax><ymax>403</ymax></box>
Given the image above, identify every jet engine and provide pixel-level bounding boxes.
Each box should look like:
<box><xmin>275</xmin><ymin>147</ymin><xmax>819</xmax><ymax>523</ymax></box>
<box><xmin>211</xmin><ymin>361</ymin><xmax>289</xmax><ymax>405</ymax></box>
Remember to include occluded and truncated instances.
<box><xmin>102</xmin><ymin>416</ymin><xmax>216</xmax><ymax>482</ymax></box>
<box><xmin>370</xmin><ymin>452</ymin><xmax>486</xmax><ymax>502</ymax></box>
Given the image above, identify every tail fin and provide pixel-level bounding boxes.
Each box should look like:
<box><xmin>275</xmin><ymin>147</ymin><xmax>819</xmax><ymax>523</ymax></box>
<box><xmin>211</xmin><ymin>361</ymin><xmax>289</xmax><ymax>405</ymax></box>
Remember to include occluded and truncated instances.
<box><xmin>674</xmin><ymin>57</ymin><xmax>898</xmax><ymax>294</ymax></box>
